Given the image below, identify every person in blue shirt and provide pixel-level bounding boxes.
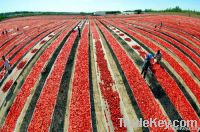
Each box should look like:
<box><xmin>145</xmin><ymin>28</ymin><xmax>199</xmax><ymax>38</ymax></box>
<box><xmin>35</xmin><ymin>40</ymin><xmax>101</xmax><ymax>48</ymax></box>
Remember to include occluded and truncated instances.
<box><xmin>2</xmin><ymin>56</ymin><xmax>12</xmax><ymax>74</ymax></box>
<box><xmin>141</xmin><ymin>53</ymin><xmax>153</xmax><ymax>79</ymax></box>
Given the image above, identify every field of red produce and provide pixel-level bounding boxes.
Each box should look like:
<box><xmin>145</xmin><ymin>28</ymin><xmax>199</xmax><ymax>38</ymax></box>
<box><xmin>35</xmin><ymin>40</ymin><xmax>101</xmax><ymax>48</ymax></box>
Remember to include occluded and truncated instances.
<box><xmin>0</xmin><ymin>15</ymin><xmax>199</xmax><ymax>131</ymax></box>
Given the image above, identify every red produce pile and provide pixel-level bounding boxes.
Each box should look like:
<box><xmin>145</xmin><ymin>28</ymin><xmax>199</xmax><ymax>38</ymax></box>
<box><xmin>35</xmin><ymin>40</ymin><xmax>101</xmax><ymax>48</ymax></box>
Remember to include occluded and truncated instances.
<box><xmin>124</xmin><ymin>37</ymin><xmax>131</xmax><ymax>42</ymax></box>
<box><xmin>17</xmin><ymin>60</ymin><xmax>27</xmax><ymax>70</ymax></box>
<box><xmin>0</xmin><ymin>72</ymin><xmax>4</xmax><ymax>80</ymax></box>
<box><xmin>150</xmin><ymin>65</ymin><xmax>157</xmax><ymax>74</ymax></box>
<box><xmin>138</xmin><ymin>50</ymin><xmax>146</xmax><ymax>58</ymax></box>
<box><xmin>40</xmin><ymin>40</ymin><xmax>46</xmax><ymax>44</ymax></box>
<box><xmin>68</xmin><ymin>24</ymin><xmax>92</xmax><ymax>131</ymax></box>
<box><xmin>31</xmin><ymin>49</ymin><xmax>38</xmax><ymax>53</ymax></box>
<box><xmin>2</xmin><ymin>80</ymin><xmax>13</xmax><ymax>92</ymax></box>
<box><xmin>132</xmin><ymin>45</ymin><xmax>141</xmax><ymax>50</ymax></box>
<box><xmin>48</xmin><ymin>35</ymin><xmax>54</xmax><ymax>38</ymax></box>
<box><xmin>119</xmin><ymin>33</ymin><xmax>124</xmax><ymax>36</ymax></box>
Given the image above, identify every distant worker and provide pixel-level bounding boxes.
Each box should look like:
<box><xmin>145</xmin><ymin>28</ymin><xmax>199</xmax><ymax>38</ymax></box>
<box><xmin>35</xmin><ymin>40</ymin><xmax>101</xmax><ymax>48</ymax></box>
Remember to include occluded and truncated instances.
<box><xmin>5</xmin><ymin>30</ymin><xmax>8</xmax><ymax>36</ymax></box>
<box><xmin>78</xmin><ymin>26</ymin><xmax>81</xmax><ymax>37</ymax></box>
<box><xmin>159</xmin><ymin>22</ymin><xmax>163</xmax><ymax>29</ymax></box>
<box><xmin>160</xmin><ymin>21</ymin><xmax>163</xmax><ymax>26</ymax></box>
<box><xmin>154</xmin><ymin>50</ymin><xmax>162</xmax><ymax>64</ymax></box>
<box><xmin>17</xmin><ymin>27</ymin><xmax>19</xmax><ymax>31</ymax></box>
<box><xmin>2</xmin><ymin>56</ymin><xmax>12</xmax><ymax>74</ymax></box>
<box><xmin>141</xmin><ymin>53</ymin><xmax>153</xmax><ymax>79</ymax></box>
<box><xmin>154</xmin><ymin>24</ymin><xmax>158</xmax><ymax>31</ymax></box>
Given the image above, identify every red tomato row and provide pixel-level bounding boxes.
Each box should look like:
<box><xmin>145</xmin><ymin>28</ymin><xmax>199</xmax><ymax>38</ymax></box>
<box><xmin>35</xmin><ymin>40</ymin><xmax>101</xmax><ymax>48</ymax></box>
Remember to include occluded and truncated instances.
<box><xmin>68</xmin><ymin>23</ymin><xmax>92</xmax><ymax>131</ymax></box>
<box><xmin>91</xmin><ymin>21</ymin><xmax>126</xmax><ymax>131</ymax></box>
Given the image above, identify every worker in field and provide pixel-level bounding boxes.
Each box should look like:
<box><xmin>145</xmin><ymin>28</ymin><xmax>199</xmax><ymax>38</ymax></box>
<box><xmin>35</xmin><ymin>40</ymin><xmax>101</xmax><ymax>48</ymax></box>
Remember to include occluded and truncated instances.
<box><xmin>78</xmin><ymin>26</ymin><xmax>81</xmax><ymax>37</ymax></box>
<box><xmin>159</xmin><ymin>22</ymin><xmax>163</xmax><ymax>29</ymax></box>
<box><xmin>154</xmin><ymin>24</ymin><xmax>158</xmax><ymax>31</ymax></box>
<box><xmin>5</xmin><ymin>30</ymin><xmax>8</xmax><ymax>35</ymax></box>
<box><xmin>2</xmin><ymin>56</ymin><xmax>12</xmax><ymax>74</ymax></box>
<box><xmin>154</xmin><ymin>50</ymin><xmax>162</xmax><ymax>64</ymax></box>
<box><xmin>141</xmin><ymin>53</ymin><xmax>153</xmax><ymax>79</ymax></box>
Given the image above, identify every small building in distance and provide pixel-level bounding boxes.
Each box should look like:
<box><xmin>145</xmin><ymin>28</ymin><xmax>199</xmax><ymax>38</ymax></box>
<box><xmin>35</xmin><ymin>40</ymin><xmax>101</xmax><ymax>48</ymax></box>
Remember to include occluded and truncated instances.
<box><xmin>93</xmin><ymin>11</ymin><xmax>121</xmax><ymax>16</ymax></box>
<box><xmin>122</xmin><ymin>10</ymin><xmax>143</xmax><ymax>15</ymax></box>
<box><xmin>93</xmin><ymin>11</ymin><xmax>106</xmax><ymax>16</ymax></box>
<box><xmin>122</xmin><ymin>11</ymin><xmax>135</xmax><ymax>15</ymax></box>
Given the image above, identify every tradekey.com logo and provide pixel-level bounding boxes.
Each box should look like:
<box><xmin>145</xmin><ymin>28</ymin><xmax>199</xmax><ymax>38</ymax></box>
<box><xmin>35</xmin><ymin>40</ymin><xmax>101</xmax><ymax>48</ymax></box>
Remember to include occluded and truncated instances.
<box><xmin>119</xmin><ymin>118</ymin><xmax>199</xmax><ymax>131</ymax></box>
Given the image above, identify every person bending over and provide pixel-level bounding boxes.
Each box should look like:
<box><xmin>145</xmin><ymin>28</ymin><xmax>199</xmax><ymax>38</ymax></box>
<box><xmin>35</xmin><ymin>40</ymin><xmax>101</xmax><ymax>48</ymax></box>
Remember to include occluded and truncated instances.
<box><xmin>141</xmin><ymin>53</ymin><xmax>153</xmax><ymax>79</ymax></box>
<box><xmin>2</xmin><ymin>56</ymin><xmax>12</xmax><ymax>74</ymax></box>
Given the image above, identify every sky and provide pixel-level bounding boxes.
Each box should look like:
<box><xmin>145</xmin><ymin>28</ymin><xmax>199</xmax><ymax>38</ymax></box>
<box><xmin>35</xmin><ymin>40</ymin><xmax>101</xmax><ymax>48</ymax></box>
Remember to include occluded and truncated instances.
<box><xmin>0</xmin><ymin>0</ymin><xmax>200</xmax><ymax>13</ymax></box>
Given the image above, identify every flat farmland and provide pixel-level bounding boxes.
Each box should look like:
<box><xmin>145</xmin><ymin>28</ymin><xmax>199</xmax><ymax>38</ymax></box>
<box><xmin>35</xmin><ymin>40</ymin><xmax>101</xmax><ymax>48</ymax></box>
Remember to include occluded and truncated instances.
<box><xmin>0</xmin><ymin>15</ymin><xmax>199</xmax><ymax>132</ymax></box>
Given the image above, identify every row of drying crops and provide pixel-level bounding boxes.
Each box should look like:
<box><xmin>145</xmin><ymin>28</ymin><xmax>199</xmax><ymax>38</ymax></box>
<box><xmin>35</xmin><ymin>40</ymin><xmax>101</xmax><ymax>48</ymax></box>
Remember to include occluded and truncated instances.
<box><xmin>0</xmin><ymin>15</ymin><xmax>199</xmax><ymax>131</ymax></box>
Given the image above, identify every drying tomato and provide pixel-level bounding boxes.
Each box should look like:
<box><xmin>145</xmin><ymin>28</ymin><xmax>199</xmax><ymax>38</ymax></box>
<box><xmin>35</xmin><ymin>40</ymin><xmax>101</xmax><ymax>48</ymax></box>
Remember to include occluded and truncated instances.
<box><xmin>31</xmin><ymin>48</ymin><xmax>38</xmax><ymax>53</ymax></box>
<box><xmin>2</xmin><ymin>80</ymin><xmax>13</xmax><ymax>92</ymax></box>
<box><xmin>17</xmin><ymin>60</ymin><xmax>27</xmax><ymax>70</ymax></box>
<box><xmin>124</xmin><ymin>37</ymin><xmax>131</xmax><ymax>42</ymax></box>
